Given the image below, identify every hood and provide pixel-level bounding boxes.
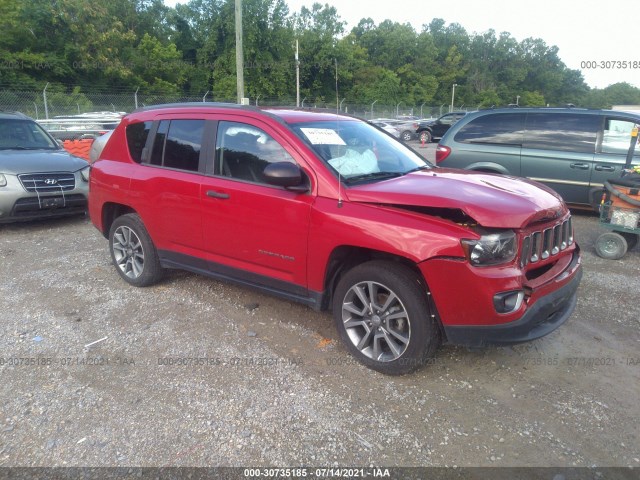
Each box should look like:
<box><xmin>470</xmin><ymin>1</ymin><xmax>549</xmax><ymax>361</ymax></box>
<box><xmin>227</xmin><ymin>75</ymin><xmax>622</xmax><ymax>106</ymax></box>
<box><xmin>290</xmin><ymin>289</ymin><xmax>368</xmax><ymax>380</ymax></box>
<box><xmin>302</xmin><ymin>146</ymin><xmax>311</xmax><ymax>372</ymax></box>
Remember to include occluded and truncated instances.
<box><xmin>0</xmin><ymin>149</ymin><xmax>88</xmax><ymax>174</ymax></box>
<box><xmin>346</xmin><ymin>169</ymin><xmax>566</xmax><ymax>229</ymax></box>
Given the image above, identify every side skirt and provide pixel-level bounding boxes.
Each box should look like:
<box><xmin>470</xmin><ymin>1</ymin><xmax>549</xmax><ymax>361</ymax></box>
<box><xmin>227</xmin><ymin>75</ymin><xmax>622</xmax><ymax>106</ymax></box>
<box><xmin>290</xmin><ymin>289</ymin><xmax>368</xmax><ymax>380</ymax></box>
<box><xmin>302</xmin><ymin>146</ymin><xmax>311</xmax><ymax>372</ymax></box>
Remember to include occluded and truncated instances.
<box><xmin>158</xmin><ymin>250</ymin><xmax>325</xmax><ymax>311</ymax></box>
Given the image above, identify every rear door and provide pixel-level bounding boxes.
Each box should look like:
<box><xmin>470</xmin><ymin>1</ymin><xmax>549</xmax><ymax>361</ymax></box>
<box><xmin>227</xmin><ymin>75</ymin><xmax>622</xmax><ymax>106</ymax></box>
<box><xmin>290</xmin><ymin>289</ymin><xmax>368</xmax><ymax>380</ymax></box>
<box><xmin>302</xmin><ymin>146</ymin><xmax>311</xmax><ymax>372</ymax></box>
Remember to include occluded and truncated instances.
<box><xmin>129</xmin><ymin>118</ymin><xmax>206</xmax><ymax>254</ymax></box>
<box><xmin>520</xmin><ymin>112</ymin><xmax>599</xmax><ymax>205</ymax></box>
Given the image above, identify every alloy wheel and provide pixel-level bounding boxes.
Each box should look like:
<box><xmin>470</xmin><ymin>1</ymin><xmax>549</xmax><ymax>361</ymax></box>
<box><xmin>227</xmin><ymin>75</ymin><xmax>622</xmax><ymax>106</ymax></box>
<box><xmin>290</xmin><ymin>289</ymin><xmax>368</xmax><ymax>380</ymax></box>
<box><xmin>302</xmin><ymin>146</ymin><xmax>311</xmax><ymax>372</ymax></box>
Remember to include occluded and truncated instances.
<box><xmin>341</xmin><ymin>281</ymin><xmax>411</xmax><ymax>362</ymax></box>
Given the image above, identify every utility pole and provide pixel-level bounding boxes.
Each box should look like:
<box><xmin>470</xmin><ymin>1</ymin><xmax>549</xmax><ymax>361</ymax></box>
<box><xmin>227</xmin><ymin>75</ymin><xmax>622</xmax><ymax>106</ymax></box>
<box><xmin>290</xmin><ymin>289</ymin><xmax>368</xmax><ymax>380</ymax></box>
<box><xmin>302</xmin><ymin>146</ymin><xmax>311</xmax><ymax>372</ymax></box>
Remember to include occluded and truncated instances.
<box><xmin>295</xmin><ymin>39</ymin><xmax>300</xmax><ymax>108</ymax></box>
<box><xmin>335</xmin><ymin>59</ymin><xmax>338</xmax><ymax>113</ymax></box>
<box><xmin>235</xmin><ymin>0</ymin><xmax>244</xmax><ymax>104</ymax></box>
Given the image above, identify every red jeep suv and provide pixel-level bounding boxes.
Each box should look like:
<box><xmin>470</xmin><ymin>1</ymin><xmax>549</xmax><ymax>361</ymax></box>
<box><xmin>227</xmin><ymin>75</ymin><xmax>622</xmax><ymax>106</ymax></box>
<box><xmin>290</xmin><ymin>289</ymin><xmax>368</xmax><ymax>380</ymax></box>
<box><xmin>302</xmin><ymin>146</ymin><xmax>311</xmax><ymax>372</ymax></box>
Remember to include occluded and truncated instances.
<box><xmin>89</xmin><ymin>104</ymin><xmax>582</xmax><ymax>375</ymax></box>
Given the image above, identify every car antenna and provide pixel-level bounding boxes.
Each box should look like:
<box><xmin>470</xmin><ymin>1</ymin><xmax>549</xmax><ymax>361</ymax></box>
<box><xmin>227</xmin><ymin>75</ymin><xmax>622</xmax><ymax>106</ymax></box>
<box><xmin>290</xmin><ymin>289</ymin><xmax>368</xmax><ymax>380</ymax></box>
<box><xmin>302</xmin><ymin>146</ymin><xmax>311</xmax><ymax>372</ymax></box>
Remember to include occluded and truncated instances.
<box><xmin>335</xmin><ymin>58</ymin><xmax>343</xmax><ymax>208</ymax></box>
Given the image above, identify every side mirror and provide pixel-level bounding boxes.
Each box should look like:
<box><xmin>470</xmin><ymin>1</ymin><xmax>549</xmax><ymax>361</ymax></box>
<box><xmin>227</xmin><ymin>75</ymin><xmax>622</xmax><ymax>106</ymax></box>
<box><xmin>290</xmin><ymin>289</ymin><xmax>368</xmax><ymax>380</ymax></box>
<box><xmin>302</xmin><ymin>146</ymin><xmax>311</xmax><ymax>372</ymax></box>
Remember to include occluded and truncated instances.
<box><xmin>263</xmin><ymin>162</ymin><xmax>307</xmax><ymax>191</ymax></box>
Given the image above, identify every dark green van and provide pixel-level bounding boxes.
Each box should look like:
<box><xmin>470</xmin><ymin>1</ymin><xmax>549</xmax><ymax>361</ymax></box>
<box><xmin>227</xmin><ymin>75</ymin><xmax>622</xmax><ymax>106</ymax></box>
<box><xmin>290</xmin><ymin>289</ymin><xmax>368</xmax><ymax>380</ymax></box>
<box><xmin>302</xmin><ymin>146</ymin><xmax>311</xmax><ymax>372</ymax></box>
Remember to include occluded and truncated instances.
<box><xmin>435</xmin><ymin>108</ymin><xmax>640</xmax><ymax>207</ymax></box>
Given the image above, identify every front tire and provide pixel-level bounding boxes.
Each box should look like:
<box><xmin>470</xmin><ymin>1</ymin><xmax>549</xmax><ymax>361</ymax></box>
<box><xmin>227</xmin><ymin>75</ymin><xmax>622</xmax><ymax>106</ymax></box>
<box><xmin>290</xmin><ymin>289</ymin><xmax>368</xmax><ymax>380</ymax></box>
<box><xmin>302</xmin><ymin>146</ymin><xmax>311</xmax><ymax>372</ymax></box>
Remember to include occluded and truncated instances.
<box><xmin>419</xmin><ymin>131</ymin><xmax>432</xmax><ymax>143</ymax></box>
<box><xmin>332</xmin><ymin>261</ymin><xmax>441</xmax><ymax>375</ymax></box>
<box><xmin>109</xmin><ymin>213</ymin><xmax>163</xmax><ymax>286</ymax></box>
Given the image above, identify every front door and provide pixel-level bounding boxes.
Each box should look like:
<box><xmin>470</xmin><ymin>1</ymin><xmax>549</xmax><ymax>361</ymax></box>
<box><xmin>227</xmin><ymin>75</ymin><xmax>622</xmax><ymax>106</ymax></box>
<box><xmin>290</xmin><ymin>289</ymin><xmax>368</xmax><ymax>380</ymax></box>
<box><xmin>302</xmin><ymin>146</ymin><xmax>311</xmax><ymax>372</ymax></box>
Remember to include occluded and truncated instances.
<box><xmin>200</xmin><ymin>118</ymin><xmax>313</xmax><ymax>294</ymax></box>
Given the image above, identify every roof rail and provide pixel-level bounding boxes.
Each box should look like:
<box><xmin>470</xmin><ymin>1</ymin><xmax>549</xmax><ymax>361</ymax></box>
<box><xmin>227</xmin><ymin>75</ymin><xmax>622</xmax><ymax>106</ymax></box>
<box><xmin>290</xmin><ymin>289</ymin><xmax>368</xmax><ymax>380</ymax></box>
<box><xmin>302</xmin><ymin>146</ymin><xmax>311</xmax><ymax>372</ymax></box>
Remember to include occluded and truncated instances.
<box><xmin>133</xmin><ymin>102</ymin><xmax>256</xmax><ymax>113</ymax></box>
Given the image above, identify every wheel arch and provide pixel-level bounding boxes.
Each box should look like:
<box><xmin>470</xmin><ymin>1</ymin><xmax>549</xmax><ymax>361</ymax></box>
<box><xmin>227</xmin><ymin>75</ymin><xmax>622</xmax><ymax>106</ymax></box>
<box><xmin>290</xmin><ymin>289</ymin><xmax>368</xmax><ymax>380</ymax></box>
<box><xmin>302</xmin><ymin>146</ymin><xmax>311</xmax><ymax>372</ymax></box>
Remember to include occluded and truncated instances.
<box><xmin>466</xmin><ymin>162</ymin><xmax>510</xmax><ymax>175</ymax></box>
<box><xmin>322</xmin><ymin>246</ymin><xmax>427</xmax><ymax>309</ymax></box>
<box><xmin>101</xmin><ymin>202</ymin><xmax>137</xmax><ymax>239</ymax></box>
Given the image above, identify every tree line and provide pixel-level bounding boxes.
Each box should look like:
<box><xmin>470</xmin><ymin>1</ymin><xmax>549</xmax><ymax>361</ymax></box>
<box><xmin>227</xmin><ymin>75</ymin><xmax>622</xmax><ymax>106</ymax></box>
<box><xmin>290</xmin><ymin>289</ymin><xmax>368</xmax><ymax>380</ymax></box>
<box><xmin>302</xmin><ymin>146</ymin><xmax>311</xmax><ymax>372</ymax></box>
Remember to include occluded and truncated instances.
<box><xmin>1</xmin><ymin>0</ymin><xmax>639</xmax><ymax>110</ymax></box>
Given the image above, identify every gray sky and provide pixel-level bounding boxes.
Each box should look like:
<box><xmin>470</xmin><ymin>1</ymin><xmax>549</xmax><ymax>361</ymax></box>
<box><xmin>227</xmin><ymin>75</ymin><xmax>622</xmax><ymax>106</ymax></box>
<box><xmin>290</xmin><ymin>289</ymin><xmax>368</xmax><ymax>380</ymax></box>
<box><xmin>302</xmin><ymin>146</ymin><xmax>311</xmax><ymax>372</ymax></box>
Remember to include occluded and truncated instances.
<box><xmin>166</xmin><ymin>0</ymin><xmax>640</xmax><ymax>89</ymax></box>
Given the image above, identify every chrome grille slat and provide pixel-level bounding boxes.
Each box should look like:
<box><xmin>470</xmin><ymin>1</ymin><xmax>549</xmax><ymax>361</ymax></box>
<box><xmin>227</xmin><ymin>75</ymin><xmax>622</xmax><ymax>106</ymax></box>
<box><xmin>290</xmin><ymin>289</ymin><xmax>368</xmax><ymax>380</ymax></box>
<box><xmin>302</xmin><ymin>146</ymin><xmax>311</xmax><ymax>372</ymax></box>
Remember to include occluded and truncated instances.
<box><xmin>18</xmin><ymin>172</ymin><xmax>76</xmax><ymax>192</ymax></box>
<box><xmin>521</xmin><ymin>216</ymin><xmax>573</xmax><ymax>267</ymax></box>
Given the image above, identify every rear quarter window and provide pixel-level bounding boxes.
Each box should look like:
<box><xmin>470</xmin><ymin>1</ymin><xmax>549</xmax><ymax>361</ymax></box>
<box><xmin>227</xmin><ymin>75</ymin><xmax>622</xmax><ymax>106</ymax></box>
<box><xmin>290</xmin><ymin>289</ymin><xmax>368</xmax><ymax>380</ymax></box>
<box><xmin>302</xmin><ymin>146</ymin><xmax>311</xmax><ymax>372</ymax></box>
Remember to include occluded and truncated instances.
<box><xmin>453</xmin><ymin>113</ymin><xmax>525</xmax><ymax>145</ymax></box>
<box><xmin>126</xmin><ymin>121</ymin><xmax>152</xmax><ymax>163</ymax></box>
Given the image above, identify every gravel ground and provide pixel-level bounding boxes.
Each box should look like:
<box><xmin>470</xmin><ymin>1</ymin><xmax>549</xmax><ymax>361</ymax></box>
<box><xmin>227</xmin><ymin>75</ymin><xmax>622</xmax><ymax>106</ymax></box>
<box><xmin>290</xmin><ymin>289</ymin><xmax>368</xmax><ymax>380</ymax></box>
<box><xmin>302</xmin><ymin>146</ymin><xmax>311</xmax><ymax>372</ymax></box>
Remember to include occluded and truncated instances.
<box><xmin>1</xmin><ymin>150</ymin><xmax>639</xmax><ymax>469</ymax></box>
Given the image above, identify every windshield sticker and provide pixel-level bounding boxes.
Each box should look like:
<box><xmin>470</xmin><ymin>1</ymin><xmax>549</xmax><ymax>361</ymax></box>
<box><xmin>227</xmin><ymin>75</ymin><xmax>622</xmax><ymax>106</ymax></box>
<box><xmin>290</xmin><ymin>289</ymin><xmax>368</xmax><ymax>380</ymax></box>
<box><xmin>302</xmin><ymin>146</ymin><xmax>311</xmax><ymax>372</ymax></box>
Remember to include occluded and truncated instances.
<box><xmin>300</xmin><ymin>128</ymin><xmax>346</xmax><ymax>145</ymax></box>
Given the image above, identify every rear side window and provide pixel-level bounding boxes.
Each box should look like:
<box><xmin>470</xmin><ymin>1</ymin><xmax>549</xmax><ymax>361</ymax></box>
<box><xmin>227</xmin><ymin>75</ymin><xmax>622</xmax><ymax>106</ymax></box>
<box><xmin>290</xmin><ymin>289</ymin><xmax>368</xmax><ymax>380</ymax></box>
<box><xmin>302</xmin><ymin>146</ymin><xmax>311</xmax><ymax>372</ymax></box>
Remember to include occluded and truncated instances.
<box><xmin>148</xmin><ymin>119</ymin><xmax>205</xmax><ymax>172</ymax></box>
<box><xmin>524</xmin><ymin>113</ymin><xmax>599</xmax><ymax>153</ymax></box>
<box><xmin>454</xmin><ymin>113</ymin><xmax>525</xmax><ymax>145</ymax></box>
<box><xmin>125</xmin><ymin>121</ymin><xmax>152</xmax><ymax>163</ymax></box>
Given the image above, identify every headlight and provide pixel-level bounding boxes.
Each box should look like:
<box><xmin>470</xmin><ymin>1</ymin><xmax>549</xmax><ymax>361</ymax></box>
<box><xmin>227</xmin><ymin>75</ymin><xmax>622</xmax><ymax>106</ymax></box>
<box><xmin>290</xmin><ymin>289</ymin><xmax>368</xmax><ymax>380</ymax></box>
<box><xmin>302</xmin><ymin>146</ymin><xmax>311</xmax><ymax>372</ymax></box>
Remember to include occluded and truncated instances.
<box><xmin>80</xmin><ymin>166</ymin><xmax>90</xmax><ymax>182</ymax></box>
<box><xmin>461</xmin><ymin>231</ymin><xmax>517</xmax><ymax>266</ymax></box>
<box><xmin>0</xmin><ymin>174</ymin><xmax>6</xmax><ymax>187</ymax></box>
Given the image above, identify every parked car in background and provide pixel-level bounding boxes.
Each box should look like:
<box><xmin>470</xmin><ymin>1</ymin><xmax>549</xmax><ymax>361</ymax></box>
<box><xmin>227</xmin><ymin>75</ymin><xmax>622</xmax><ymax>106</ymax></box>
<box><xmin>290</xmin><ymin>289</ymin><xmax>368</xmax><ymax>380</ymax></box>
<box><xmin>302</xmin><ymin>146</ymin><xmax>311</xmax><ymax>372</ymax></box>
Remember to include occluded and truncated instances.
<box><xmin>416</xmin><ymin>111</ymin><xmax>468</xmax><ymax>143</ymax></box>
<box><xmin>89</xmin><ymin>103</ymin><xmax>581</xmax><ymax>375</ymax></box>
<box><xmin>372</xmin><ymin>118</ymin><xmax>419</xmax><ymax>142</ymax></box>
<box><xmin>89</xmin><ymin>130</ymin><xmax>113</xmax><ymax>164</ymax></box>
<box><xmin>0</xmin><ymin>111</ymin><xmax>89</xmax><ymax>223</ymax></box>
<box><xmin>369</xmin><ymin>119</ymin><xmax>401</xmax><ymax>138</ymax></box>
<box><xmin>38</xmin><ymin>111</ymin><xmax>123</xmax><ymax>141</ymax></box>
<box><xmin>436</xmin><ymin>107</ymin><xmax>640</xmax><ymax>208</ymax></box>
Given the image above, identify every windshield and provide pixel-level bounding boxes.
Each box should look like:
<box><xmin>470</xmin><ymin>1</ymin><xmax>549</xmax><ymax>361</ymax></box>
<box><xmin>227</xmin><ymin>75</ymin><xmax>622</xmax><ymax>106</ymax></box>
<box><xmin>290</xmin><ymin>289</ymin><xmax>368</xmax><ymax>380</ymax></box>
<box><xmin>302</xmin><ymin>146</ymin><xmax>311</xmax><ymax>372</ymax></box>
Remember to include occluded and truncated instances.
<box><xmin>291</xmin><ymin>119</ymin><xmax>431</xmax><ymax>184</ymax></box>
<box><xmin>0</xmin><ymin>119</ymin><xmax>59</xmax><ymax>150</ymax></box>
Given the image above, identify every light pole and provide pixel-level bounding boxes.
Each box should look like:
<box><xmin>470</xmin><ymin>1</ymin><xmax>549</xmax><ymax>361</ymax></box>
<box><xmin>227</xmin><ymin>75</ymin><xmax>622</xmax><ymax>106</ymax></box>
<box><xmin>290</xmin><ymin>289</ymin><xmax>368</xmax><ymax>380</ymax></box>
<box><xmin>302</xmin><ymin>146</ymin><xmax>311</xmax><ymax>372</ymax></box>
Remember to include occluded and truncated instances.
<box><xmin>339</xmin><ymin>98</ymin><xmax>346</xmax><ymax>111</ymax></box>
<box><xmin>371</xmin><ymin>100</ymin><xmax>378</xmax><ymax>119</ymax></box>
<box><xmin>396</xmin><ymin>102</ymin><xmax>402</xmax><ymax>118</ymax></box>
<box><xmin>450</xmin><ymin>83</ymin><xmax>457</xmax><ymax>113</ymax></box>
<box><xmin>420</xmin><ymin>102</ymin><xmax>426</xmax><ymax>118</ymax></box>
<box><xmin>516</xmin><ymin>95</ymin><xmax>521</xmax><ymax>106</ymax></box>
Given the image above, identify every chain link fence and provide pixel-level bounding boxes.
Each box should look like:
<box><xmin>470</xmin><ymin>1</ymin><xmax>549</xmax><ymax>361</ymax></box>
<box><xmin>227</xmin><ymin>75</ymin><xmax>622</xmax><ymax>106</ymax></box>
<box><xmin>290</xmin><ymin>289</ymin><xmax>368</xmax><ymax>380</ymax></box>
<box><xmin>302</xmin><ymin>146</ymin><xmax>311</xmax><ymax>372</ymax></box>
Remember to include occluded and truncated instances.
<box><xmin>0</xmin><ymin>88</ymin><xmax>468</xmax><ymax>121</ymax></box>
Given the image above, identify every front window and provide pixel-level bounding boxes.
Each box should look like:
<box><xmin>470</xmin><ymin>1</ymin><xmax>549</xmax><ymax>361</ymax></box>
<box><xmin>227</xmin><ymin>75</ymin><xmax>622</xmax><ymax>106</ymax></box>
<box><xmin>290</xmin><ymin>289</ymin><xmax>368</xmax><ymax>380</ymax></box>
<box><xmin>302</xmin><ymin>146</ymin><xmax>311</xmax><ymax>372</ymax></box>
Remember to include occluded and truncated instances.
<box><xmin>215</xmin><ymin>121</ymin><xmax>296</xmax><ymax>184</ymax></box>
<box><xmin>601</xmin><ymin>118</ymin><xmax>640</xmax><ymax>156</ymax></box>
<box><xmin>291</xmin><ymin>120</ymin><xmax>430</xmax><ymax>184</ymax></box>
<box><xmin>0</xmin><ymin>119</ymin><xmax>58</xmax><ymax>150</ymax></box>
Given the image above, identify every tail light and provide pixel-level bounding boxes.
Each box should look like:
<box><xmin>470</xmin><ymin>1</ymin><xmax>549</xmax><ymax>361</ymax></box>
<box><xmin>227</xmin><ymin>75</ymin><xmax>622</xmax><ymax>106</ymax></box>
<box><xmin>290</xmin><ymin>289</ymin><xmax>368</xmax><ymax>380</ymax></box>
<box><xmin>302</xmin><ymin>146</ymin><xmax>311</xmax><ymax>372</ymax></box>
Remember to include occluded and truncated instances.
<box><xmin>435</xmin><ymin>145</ymin><xmax>451</xmax><ymax>164</ymax></box>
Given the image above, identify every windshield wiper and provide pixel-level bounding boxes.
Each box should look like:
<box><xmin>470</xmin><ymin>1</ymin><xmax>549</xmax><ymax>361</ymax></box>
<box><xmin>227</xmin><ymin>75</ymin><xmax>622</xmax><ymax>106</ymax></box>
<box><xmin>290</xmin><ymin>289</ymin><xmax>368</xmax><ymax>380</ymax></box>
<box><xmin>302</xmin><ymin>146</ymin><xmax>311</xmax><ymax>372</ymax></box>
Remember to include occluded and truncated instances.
<box><xmin>405</xmin><ymin>164</ymin><xmax>432</xmax><ymax>174</ymax></box>
<box><xmin>344</xmin><ymin>171</ymin><xmax>403</xmax><ymax>184</ymax></box>
<box><xmin>0</xmin><ymin>146</ymin><xmax>52</xmax><ymax>150</ymax></box>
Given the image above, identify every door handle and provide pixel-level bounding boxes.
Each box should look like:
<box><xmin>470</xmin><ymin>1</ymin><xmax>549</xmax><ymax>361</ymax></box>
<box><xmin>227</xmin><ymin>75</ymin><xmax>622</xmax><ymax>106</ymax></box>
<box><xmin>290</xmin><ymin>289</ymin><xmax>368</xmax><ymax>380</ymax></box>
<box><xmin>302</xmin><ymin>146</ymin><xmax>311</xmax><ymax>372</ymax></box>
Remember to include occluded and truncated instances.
<box><xmin>594</xmin><ymin>165</ymin><xmax>615</xmax><ymax>172</ymax></box>
<box><xmin>570</xmin><ymin>163</ymin><xmax>590</xmax><ymax>170</ymax></box>
<box><xmin>206</xmin><ymin>190</ymin><xmax>230</xmax><ymax>199</ymax></box>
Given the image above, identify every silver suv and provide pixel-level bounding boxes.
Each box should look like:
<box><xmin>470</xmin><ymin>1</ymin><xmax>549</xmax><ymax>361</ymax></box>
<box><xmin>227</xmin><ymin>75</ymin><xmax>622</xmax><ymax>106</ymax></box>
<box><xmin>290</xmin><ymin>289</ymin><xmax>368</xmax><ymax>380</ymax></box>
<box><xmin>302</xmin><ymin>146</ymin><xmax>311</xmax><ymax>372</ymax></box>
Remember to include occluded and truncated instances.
<box><xmin>0</xmin><ymin>112</ymin><xmax>90</xmax><ymax>223</ymax></box>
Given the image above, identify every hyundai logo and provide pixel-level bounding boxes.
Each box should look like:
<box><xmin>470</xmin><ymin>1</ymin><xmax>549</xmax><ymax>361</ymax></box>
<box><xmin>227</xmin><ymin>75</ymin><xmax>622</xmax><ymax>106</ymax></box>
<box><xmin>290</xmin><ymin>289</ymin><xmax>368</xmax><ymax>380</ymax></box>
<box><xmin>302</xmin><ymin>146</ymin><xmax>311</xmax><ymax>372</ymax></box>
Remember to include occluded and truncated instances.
<box><xmin>43</xmin><ymin>178</ymin><xmax>58</xmax><ymax>185</ymax></box>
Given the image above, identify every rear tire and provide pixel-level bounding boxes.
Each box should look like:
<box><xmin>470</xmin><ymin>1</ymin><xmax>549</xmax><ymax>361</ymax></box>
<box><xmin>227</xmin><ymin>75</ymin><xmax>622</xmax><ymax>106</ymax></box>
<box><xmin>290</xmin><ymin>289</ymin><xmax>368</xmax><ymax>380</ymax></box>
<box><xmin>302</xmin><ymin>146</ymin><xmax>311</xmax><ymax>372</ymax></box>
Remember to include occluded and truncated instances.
<box><xmin>401</xmin><ymin>130</ymin><xmax>413</xmax><ymax>142</ymax></box>
<box><xmin>109</xmin><ymin>213</ymin><xmax>163</xmax><ymax>286</ymax></box>
<box><xmin>332</xmin><ymin>261</ymin><xmax>441</xmax><ymax>375</ymax></box>
<box><xmin>595</xmin><ymin>232</ymin><xmax>628</xmax><ymax>260</ymax></box>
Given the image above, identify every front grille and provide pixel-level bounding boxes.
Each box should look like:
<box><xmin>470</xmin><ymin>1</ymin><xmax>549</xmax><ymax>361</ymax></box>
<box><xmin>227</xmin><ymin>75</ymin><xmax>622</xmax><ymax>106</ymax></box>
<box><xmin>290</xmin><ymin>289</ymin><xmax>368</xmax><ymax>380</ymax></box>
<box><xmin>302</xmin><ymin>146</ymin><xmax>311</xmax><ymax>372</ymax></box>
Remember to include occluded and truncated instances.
<box><xmin>18</xmin><ymin>172</ymin><xmax>76</xmax><ymax>192</ymax></box>
<box><xmin>11</xmin><ymin>194</ymin><xmax>86</xmax><ymax>217</ymax></box>
<box><xmin>520</xmin><ymin>216</ymin><xmax>573</xmax><ymax>268</ymax></box>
